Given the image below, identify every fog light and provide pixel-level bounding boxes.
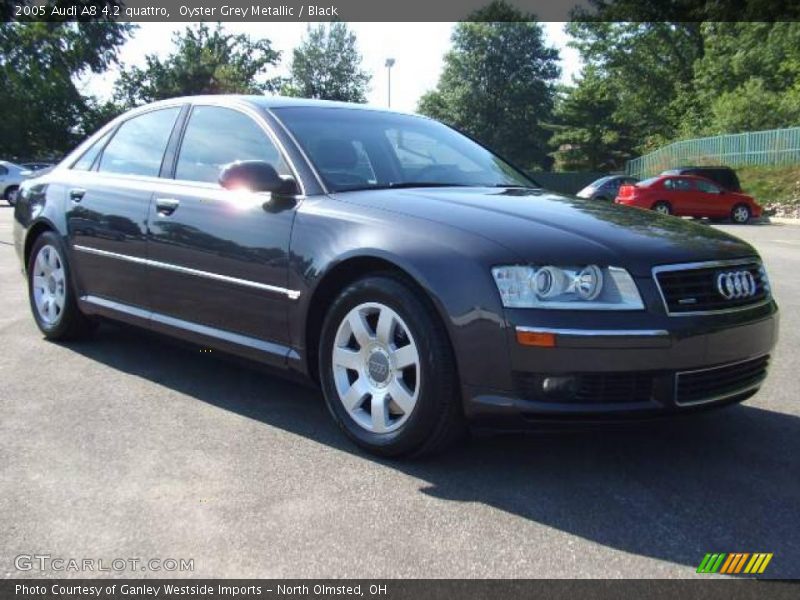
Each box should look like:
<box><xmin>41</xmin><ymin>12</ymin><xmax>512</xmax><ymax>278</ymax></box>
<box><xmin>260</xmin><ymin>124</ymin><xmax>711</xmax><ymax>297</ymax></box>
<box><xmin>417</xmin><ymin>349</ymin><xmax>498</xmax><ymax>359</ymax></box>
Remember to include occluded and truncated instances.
<box><xmin>540</xmin><ymin>376</ymin><xmax>578</xmax><ymax>400</ymax></box>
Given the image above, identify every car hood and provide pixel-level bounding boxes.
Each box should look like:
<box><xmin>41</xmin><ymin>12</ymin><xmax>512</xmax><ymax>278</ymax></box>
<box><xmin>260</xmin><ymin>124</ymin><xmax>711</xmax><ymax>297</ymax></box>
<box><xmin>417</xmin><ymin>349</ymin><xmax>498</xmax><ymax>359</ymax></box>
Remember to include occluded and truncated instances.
<box><xmin>337</xmin><ymin>187</ymin><xmax>757</xmax><ymax>276</ymax></box>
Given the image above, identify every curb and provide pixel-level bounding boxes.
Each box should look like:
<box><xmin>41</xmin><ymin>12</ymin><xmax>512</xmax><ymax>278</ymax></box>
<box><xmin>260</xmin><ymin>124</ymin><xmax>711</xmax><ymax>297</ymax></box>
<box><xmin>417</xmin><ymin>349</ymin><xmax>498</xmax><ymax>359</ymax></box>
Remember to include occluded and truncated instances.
<box><xmin>765</xmin><ymin>216</ymin><xmax>800</xmax><ymax>225</ymax></box>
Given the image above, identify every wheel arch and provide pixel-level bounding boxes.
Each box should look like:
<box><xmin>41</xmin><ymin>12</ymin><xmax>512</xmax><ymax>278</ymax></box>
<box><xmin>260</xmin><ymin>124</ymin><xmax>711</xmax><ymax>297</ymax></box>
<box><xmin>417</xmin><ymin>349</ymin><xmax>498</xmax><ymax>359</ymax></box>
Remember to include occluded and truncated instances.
<box><xmin>23</xmin><ymin>218</ymin><xmax>58</xmax><ymax>271</ymax></box>
<box><xmin>302</xmin><ymin>253</ymin><xmax>456</xmax><ymax>384</ymax></box>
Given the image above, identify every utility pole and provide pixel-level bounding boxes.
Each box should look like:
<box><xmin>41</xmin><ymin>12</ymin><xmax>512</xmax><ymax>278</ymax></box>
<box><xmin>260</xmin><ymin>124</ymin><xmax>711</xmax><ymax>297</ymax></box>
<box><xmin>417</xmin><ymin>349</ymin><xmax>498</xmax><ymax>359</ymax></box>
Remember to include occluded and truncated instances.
<box><xmin>385</xmin><ymin>58</ymin><xmax>395</xmax><ymax>108</ymax></box>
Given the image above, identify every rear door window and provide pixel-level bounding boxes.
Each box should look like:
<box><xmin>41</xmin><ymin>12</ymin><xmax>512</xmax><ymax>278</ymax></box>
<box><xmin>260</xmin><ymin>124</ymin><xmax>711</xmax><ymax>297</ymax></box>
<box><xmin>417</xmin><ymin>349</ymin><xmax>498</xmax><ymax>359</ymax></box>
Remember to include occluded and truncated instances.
<box><xmin>98</xmin><ymin>108</ymin><xmax>181</xmax><ymax>177</ymax></box>
<box><xmin>72</xmin><ymin>128</ymin><xmax>114</xmax><ymax>171</ymax></box>
<box><xmin>696</xmin><ymin>179</ymin><xmax>721</xmax><ymax>194</ymax></box>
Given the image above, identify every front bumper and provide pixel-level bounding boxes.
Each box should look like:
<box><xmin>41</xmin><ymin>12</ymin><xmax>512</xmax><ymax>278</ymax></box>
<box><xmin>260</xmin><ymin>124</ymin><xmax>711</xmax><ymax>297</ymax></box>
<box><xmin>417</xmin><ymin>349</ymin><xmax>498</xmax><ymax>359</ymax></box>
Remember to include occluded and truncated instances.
<box><xmin>462</xmin><ymin>302</ymin><xmax>779</xmax><ymax>424</ymax></box>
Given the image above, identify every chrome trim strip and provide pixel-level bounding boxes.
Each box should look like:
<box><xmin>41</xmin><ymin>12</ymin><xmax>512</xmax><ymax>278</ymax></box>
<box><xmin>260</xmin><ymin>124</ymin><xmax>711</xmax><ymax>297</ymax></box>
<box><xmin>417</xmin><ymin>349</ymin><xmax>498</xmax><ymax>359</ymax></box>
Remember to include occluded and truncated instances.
<box><xmin>674</xmin><ymin>355</ymin><xmax>769</xmax><ymax>407</ymax></box>
<box><xmin>73</xmin><ymin>245</ymin><xmax>301</xmax><ymax>300</ymax></box>
<box><xmin>516</xmin><ymin>326</ymin><xmax>669</xmax><ymax>337</ymax></box>
<box><xmin>652</xmin><ymin>258</ymin><xmax>770</xmax><ymax>317</ymax></box>
<box><xmin>80</xmin><ymin>295</ymin><xmax>297</xmax><ymax>359</ymax></box>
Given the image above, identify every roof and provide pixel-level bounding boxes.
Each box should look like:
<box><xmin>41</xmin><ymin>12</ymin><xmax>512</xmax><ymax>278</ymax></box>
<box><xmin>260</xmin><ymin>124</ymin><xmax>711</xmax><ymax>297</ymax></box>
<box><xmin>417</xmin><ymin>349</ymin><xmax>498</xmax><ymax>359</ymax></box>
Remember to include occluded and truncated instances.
<box><xmin>161</xmin><ymin>94</ymin><xmax>412</xmax><ymax>115</ymax></box>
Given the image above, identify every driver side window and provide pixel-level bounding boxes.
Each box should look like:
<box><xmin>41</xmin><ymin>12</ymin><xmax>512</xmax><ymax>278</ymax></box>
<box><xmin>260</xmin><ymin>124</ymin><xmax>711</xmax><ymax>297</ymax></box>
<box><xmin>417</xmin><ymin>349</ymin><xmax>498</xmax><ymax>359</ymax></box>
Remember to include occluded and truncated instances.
<box><xmin>175</xmin><ymin>106</ymin><xmax>290</xmax><ymax>184</ymax></box>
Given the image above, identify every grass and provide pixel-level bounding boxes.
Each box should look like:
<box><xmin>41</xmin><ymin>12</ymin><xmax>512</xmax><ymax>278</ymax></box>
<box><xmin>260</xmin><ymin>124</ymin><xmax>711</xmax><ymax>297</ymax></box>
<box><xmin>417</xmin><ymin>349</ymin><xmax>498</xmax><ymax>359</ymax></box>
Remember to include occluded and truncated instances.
<box><xmin>737</xmin><ymin>164</ymin><xmax>800</xmax><ymax>206</ymax></box>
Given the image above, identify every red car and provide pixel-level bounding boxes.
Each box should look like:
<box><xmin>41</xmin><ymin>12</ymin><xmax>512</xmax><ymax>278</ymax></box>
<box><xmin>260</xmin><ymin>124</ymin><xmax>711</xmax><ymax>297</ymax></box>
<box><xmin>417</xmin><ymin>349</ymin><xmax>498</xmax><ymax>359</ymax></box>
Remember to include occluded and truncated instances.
<box><xmin>615</xmin><ymin>174</ymin><xmax>762</xmax><ymax>223</ymax></box>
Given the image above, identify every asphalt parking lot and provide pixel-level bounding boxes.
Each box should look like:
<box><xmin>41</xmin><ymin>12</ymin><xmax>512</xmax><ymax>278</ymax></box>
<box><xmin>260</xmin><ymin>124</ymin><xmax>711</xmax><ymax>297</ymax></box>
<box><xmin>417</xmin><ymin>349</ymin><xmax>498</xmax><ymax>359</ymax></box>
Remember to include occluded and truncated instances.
<box><xmin>1</xmin><ymin>205</ymin><xmax>798</xmax><ymax>579</ymax></box>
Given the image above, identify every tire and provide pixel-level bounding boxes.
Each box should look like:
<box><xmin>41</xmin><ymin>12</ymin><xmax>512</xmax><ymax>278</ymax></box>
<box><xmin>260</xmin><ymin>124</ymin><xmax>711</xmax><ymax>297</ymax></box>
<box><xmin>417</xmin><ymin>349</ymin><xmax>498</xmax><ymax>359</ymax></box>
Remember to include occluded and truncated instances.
<box><xmin>594</xmin><ymin>196</ymin><xmax>609</xmax><ymax>202</ymax></box>
<box><xmin>27</xmin><ymin>231</ymin><xmax>94</xmax><ymax>340</ymax></box>
<box><xmin>731</xmin><ymin>204</ymin><xmax>751</xmax><ymax>224</ymax></box>
<box><xmin>4</xmin><ymin>185</ymin><xmax>18</xmax><ymax>206</ymax></box>
<box><xmin>319</xmin><ymin>274</ymin><xmax>464</xmax><ymax>457</ymax></box>
<box><xmin>652</xmin><ymin>201</ymin><xmax>672</xmax><ymax>215</ymax></box>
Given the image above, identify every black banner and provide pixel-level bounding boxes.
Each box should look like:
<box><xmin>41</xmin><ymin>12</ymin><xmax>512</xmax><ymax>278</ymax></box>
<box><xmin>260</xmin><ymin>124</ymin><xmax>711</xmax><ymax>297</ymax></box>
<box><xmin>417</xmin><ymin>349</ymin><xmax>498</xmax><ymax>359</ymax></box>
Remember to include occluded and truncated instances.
<box><xmin>3</xmin><ymin>0</ymin><xmax>800</xmax><ymax>22</ymax></box>
<box><xmin>2</xmin><ymin>580</ymin><xmax>800</xmax><ymax>600</ymax></box>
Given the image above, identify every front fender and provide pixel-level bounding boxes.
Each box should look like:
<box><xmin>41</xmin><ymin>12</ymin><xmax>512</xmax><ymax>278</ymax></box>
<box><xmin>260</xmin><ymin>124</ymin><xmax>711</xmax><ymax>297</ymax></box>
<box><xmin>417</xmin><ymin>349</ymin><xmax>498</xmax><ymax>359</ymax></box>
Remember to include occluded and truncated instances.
<box><xmin>287</xmin><ymin>196</ymin><xmax>518</xmax><ymax>390</ymax></box>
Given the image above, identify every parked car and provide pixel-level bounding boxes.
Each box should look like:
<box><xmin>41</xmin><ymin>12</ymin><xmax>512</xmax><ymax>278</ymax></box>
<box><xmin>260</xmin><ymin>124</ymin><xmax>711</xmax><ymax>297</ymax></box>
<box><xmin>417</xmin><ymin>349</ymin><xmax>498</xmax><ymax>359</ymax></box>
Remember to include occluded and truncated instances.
<box><xmin>20</xmin><ymin>162</ymin><xmax>55</xmax><ymax>172</ymax></box>
<box><xmin>0</xmin><ymin>160</ymin><xmax>31</xmax><ymax>205</ymax></box>
<box><xmin>576</xmin><ymin>175</ymin><xmax>638</xmax><ymax>201</ymax></box>
<box><xmin>13</xmin><ymin>96</ymin><xmax>778</xmax><ymax>457</ymax></box>
<box><xmin>661</xmin><ymin>166</ymin><xmax>742</xmax><ymax>193</ymax></box>
<box><xmin>615</xmin><ymin>174</ymin><xmax>762</xmax><ymax>223</ymax></box>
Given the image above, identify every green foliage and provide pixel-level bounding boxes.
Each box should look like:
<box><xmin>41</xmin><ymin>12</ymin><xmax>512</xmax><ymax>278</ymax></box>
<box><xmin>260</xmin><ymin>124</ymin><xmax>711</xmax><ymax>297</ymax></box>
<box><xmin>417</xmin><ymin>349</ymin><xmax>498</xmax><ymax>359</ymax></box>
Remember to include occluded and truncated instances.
<box><xmin>690</xmin><ymin>23</ymin><xmax>800</xmax><ymax>135</ymax></box>
<box><xmin>565</xmin><ymin>21</ymin><xmax>704</xmax><ymax>152</ymax></box>
<box><xmin>282</xmin><ymin>22</ymin><xmax>371</xmax><ymax>102</ymax></box>
<box><xmin>0</xmin><ymin>13</ymin><xmax>133</xmax><ymax>159</ymax></box>
<box><xmin>417</xmin><ymin>0</ymin><xmax>560</xmax><ymax>170</ymax></box>
<box><xmin>114</xmin><ymin>23</ymin><xmax>281</xmax><ymax>108</ymax></box>
<box><xmin>564</xmin><ymin>18</ymin><xmax>800</xmax><ymax>165</ymax></box>
<box><xmin>737</xmin><ymin>165</ymin><xmax>800</xmax><ymax>206</ymax></box>
<box><xmin>549</xmin><ymin>66</ymin><xmax>632</xmax><ymax>171</ymax></box>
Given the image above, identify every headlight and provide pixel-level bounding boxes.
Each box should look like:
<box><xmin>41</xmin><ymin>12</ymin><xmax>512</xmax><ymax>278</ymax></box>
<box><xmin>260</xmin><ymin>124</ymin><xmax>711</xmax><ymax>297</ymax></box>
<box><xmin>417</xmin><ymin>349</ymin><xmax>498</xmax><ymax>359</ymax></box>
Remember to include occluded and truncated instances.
<box><xmin>491</xmin><ymin>264</ymin><xmax>644</xmax><ymax>310</ymax></box>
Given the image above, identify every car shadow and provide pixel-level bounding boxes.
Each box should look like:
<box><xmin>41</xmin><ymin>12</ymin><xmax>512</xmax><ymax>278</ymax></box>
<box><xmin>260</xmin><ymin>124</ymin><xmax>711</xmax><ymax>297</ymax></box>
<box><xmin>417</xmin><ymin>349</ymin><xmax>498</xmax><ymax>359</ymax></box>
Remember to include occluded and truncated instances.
<box><xmin>62</xmin><ymin>323</ymin><xmax>799</xmax><ymax>577</ymax></box>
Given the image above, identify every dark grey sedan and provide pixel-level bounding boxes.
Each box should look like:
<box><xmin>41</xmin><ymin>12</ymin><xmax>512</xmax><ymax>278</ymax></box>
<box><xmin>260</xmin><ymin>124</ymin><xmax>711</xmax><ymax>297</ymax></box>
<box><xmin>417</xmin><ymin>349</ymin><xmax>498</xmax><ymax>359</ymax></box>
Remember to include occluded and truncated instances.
<box><xmin>13</xmin><ymin>96</ymin><xmax>778</xmax><ymax>456</ymax></box>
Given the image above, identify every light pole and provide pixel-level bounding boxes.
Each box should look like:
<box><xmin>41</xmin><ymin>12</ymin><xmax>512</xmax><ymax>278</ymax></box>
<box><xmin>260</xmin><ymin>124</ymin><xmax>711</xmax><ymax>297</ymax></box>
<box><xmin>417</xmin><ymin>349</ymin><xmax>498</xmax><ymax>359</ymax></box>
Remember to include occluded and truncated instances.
<box><xmin>385</xmin><ymin>58</ymin><xmax>395</xmax><ymax>108</ymax></box>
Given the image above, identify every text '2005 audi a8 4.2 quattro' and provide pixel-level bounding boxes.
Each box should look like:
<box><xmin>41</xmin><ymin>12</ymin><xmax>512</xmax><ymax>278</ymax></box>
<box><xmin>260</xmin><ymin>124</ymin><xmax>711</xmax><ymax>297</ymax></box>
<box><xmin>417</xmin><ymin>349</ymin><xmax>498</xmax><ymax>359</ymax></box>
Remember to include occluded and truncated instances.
<box><xmin>14</xmin><ymin>97</ymin><xmax>779</xmax><ymax>456</ymax></box>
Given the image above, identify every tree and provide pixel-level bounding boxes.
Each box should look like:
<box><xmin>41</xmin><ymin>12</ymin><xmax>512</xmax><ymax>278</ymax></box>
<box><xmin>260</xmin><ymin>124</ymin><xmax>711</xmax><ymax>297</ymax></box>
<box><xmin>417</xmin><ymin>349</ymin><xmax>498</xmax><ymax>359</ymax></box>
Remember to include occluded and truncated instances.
<box><xmin>283</xmin><ymin>22</ymin><xmax>371</xmax><ymax>102</ymax></box>
<box><xmin>690</xmin><ymin>22</ymin><xmax>800</xmax><ymax>134</ymax></box>
<box><xmin>0</xmin><ymin>9</ymin><xmax>133</xmax><ymax>159</ymax></box>
<box><xmin>549</xmin><ymin>67</ymin><xmax>632</xmax><ymax>171</ymax></box>
<box><xmin>417</xmin><ymin>0</ymin><xmax>560</xmax><ymax>170</ymax></box>
<box><xmin>565</xmin><ymin>21</ymin><xmax>704</xmax><ymax>152</ymax></box>
<box><xmin>114</xmin><ymin>24</ymin><xmax>281</xmax><ymax>108</ymax></box>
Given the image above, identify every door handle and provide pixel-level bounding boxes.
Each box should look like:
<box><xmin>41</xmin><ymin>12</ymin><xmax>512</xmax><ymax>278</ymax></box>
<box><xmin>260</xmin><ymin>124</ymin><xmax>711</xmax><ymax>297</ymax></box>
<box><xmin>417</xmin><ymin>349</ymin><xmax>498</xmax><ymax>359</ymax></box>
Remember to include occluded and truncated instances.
<box><xmin>155</xmin><ymin>197</ymin><xmax>180</xmax><ymax>216</ymax></box>
<box><xmin>69</xmin><ymin>188</ymin><xmax>86</xmax><ymax>202</ymax></box>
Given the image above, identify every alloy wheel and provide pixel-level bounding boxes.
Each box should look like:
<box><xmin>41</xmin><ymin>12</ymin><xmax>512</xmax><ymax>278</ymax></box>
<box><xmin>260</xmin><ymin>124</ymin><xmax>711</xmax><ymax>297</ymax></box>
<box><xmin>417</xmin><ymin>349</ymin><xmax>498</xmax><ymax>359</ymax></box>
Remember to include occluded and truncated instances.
<box><xmin>733</xmin><ymin>206</ymin><xmax>750</xmax><ymax>223</ymax></box>
<box><xmin>31</xmin><ymin>244</ymin><xmax>67</xmax><ymax>326</ymax></box>
<box><xmin>654</xmin><ymin>203</ymin><xmax>670</xmax><ymax>215</ymax></box>
<box><xmin>331</xmin><ymin>302</ymin><xmax>421</xmax><ymax>433</ymax></box>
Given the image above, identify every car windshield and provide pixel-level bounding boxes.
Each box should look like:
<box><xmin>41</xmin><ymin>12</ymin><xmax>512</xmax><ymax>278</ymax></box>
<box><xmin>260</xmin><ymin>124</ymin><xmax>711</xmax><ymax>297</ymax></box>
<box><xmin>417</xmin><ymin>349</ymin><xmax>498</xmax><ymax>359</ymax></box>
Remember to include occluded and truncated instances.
<box><xmin>637</xmin><ymin>177</ymin><xmax>660</xmax><ymax>187</ymax></box>
<box><xmin>272</xmin><ymin>107</ymin><xmax>536</xmax><ymax>192</ymax></box>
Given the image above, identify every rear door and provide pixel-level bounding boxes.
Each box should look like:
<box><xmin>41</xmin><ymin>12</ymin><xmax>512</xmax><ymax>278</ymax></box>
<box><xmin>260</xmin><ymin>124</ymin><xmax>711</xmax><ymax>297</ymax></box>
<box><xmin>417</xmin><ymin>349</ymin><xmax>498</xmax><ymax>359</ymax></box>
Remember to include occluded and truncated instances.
<box><xmin>694</xmin><ymin>178</ymin><xmax>728</xmax><ymax>217</ymax></box>
<box><xmin>65</xmin><ymin>106</ymin><xmax>184</xmax><ymax>309</ymax></box>
<box><xmin>146</xmin><ymin>104</ymin><xmax>299</xmax><ymax>365</ymax></box>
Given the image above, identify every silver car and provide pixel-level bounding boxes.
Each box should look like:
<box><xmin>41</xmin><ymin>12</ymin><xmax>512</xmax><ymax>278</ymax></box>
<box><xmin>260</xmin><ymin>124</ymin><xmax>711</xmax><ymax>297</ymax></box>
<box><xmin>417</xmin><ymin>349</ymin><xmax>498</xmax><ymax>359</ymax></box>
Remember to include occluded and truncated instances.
<box><xmin>0</xmin><ymin>160</ymin><xmax>34</xmax><ymax>205</ymax></box>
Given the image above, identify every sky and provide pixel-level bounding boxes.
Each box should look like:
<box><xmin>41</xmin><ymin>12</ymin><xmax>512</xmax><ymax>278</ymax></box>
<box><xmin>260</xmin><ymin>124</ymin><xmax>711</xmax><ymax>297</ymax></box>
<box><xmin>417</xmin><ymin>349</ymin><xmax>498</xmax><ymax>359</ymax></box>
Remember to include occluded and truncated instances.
<box><xmin>81</xmin><ymin>22</ymin><xmax>583</xmax><ymax>113</ymax></box>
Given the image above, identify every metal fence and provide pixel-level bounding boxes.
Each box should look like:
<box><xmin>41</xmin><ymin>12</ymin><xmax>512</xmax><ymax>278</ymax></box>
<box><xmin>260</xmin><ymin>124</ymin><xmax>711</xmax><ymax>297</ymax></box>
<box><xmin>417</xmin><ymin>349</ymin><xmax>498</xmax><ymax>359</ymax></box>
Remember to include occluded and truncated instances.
<box><xmin>626</xmin><ymin>126</ymin><xmax>800</xmax><ymax>179</ymax></box>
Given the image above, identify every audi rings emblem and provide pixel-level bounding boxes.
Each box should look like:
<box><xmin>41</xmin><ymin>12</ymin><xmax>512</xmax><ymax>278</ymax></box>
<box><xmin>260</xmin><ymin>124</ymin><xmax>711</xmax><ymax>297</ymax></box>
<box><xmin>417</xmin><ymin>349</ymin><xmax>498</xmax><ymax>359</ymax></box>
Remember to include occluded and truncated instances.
<box><xmin>716</xmin><ymin>271</ymin><xmax>757</xmax><ymax>300</ymax></box>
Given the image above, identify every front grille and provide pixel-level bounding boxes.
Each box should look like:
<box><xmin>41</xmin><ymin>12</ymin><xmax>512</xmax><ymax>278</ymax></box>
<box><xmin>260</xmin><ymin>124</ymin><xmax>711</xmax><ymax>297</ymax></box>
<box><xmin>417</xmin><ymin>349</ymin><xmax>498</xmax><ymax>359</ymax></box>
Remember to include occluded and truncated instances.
<box><xmin>513</xmin><ymin>371</ymin><xmax>655</xmax><ymax>404</ymax></box>
<box><xmin>675</xmin><ymin>355</ymin><xmax>769</xmax><ymax>405</ymax></box>
<box><xmin>654</xmin><ymin>260</ymin><xmax>769</xmax><ymax>315</ymax></box>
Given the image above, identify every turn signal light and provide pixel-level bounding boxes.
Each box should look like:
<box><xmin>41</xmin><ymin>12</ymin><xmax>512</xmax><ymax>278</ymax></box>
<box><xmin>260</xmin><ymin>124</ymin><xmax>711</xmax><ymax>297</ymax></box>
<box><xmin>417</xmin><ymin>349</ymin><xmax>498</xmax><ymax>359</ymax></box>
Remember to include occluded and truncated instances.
<box><xmin>516</xmin><ymin>330</ymin><xmax>556</xmax><ymax>348</ymax></box>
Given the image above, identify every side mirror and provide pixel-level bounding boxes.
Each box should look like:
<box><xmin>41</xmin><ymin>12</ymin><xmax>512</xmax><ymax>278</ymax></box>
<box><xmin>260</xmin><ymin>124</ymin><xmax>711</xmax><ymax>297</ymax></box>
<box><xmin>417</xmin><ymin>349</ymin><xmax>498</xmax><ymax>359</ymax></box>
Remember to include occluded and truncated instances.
<box><xmin>219</xmin><ymin>160</ymin><xmax>299</xmax><ymax>196</ymax></box>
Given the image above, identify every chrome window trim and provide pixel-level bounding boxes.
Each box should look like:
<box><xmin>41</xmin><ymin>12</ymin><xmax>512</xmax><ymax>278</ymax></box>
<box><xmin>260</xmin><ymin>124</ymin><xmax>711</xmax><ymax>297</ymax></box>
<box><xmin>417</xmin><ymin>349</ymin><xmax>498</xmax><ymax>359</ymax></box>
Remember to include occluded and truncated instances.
<box><xmin>674</xmin><ymin>354</ymin><xmax>769</xmax><ymax>406</ymax></box>
<box><xmin>652</xmin><ymin>258</ymin><xmax>771</xmax><ymax>316</ymax></box>
<box><xmin>515</xmin><ymin>326</ymin><xmax>669</xmax><ymax>338</ymax></box>
<box><xmin>73</xmin><ymin>245</ymin><xmax>301</xmax><ymax>300</ymax></box>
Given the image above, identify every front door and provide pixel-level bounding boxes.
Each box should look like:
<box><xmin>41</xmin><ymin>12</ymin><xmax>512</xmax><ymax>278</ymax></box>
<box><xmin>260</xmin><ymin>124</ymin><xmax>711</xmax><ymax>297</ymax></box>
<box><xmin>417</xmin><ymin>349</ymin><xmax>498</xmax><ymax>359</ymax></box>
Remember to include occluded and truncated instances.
<box><xmin>146</xmin><ymin>105</ymin><xmax>298</xmax><ymax>365</ymax></box>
